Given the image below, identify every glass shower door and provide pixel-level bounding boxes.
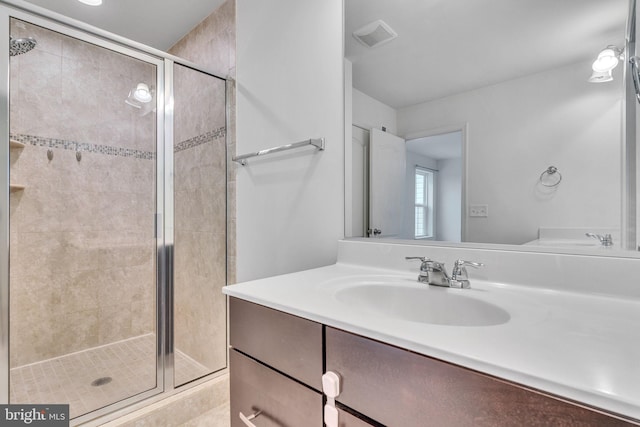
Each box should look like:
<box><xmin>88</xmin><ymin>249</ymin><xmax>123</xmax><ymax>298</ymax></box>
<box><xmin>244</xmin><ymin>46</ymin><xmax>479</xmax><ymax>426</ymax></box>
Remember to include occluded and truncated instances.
<box><xmin>8</xmin><ymin>18</ymin><xmax>161</xmax><ymax>419</ymax></box>
<box><xmin>172</xmin><ymin>63</ymin><xmax>227</xmax><ymax>387</ymax></box>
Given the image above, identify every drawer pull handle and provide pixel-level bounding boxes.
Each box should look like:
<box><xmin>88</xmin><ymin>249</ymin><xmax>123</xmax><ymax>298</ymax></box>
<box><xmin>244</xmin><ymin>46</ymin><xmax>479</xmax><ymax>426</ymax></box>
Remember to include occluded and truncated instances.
<box><xmin>239</xmin><ymin>410</ymin><xmax>261</xmax><ymax>427</ymax></box>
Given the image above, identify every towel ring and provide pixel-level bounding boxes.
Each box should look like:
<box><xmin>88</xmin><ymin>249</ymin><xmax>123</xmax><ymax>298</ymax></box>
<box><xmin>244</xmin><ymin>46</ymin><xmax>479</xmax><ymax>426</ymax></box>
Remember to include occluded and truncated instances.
<box><xmin>539</xmin><ymin>166</ymin><xmax>562</xmax><ymax>187</ymax></box>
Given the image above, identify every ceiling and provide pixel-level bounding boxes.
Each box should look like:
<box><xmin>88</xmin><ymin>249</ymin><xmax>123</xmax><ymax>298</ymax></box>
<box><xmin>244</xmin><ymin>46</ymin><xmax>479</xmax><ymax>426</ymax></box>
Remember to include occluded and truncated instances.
<box><xmin>20</xmin><ymin>0</ymin><xmax>227</xmax><ymax>50</ymax></box>
<box><xmin>346</xmin><ymin>0</ymin><xmax>628</xmax><ymax>109</ymax></box>
<box><xmin>407</xmin><ymin>131</ymin><xmax>462</xmax><ymax>160</ymax></box>
<box><xmin>12</xmin><ymin>1</ymin><xmax>629</xmax><ymax>106</ymax></box>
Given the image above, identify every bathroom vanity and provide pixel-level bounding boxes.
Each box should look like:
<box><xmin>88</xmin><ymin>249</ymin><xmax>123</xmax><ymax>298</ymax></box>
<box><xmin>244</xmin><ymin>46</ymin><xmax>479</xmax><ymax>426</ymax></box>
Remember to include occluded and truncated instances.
<box><xmin>224</xmin><ymin>240</ymin><xmax>640</xmax><ymax>426</ymax></box>
<box><xmin>229</xmin><ymin>298</ymin><xmax>635</xmax><ymax>426</ymax></box>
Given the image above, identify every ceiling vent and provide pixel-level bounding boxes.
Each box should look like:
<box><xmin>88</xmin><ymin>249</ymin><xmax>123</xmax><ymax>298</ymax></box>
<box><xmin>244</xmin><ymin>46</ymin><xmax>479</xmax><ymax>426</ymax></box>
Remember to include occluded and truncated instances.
<box><xmin>353</xmin><ymin>20</ymin><xmax>398</xmax><ymax>48</ymax></box>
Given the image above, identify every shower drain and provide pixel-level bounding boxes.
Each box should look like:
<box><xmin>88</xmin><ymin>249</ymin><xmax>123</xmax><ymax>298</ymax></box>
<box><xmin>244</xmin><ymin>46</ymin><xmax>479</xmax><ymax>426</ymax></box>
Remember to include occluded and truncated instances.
<box><xmin>91</xmin><ymin>377</ymin><xmax>112</xmax><ymax>387</ymax></box>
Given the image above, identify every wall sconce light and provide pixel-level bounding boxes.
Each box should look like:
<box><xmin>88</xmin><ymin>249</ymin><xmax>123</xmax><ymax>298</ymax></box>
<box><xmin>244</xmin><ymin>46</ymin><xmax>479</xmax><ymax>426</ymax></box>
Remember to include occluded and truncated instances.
<box><xmin>77</xmin><ymin>0</ymin><xmax>102</xmax><ymax>6</ymax></box>
<box><xmin>125</xmin><ymin>82</ymin><xmax>155</xmax><ymax>116</ymax></box>
<box><xmin>588</xmin><ymin>46</ymin><xmax>623</xmax><ymax>83</ymax></box>
<box><xmin>133</xmin><ymin>83</ymin><xmax>153</xmax><ymax>103</ymax></box>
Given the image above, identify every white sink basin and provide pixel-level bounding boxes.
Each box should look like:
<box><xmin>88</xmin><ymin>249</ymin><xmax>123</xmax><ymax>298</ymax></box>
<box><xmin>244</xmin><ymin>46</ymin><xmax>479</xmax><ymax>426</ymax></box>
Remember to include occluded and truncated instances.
<box><xmin>335</xmin><ymin>283</ymin><xmax>510</xmax><ymax>326</ymax></box>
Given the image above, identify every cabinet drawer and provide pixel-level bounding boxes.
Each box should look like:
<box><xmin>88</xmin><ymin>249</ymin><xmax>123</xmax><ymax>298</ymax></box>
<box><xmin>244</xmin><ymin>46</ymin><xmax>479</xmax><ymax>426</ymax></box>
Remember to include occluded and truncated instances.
<box><xmin>229</xmin><ymin>297</ymin><xmax>323</xmax><ymax>390</ymax></box>
<box><xmin>230</xmin><ymin>349</ymin><xmax>322</xmax><ymax>427</ymax></box>
<box><xmin>326</xmin><ymin>327</ymin><xmax>633</xmax><ymax>427</ymax></box>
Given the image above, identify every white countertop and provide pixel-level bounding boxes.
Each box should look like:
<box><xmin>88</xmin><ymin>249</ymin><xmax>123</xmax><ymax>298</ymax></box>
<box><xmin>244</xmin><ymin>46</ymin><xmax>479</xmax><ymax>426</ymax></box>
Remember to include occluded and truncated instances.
<box><xmin>223</xmin><ymin>262</ymin><xmax>640</xmax><ymax>422</ymax></box>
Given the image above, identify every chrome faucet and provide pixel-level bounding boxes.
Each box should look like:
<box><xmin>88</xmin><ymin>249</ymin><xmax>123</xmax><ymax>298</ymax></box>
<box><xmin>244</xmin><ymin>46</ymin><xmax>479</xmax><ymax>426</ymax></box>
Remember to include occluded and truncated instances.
<box><xmin>406</xmin><ymin>257</ymin><xmax>484</xmax><ymax>289</ymax></box>
<box><xmin>450</xmin><ymin>259</ymin><xmax>484</xmax><ymax>289</ymax></box>
<box><xmin>426</xmin><ymin>261</ymin><xmax>451</xmax><ymax>287</ymax></box>
<box><xmin>585</xmin><ymin>233</ymin><xmax>613</xmax><ymax>247</ymax></box>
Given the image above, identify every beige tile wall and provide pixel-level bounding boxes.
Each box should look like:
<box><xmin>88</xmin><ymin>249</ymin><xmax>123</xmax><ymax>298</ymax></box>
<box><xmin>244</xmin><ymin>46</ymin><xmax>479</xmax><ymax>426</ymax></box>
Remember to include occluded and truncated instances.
<box><xmin>168</xmin><ymin>0</ymin><xmax>236</xmax><ymax>79</ymax></box>
<box><xmin>9</xmin><ymin>19</ymin><xmax>157</xmax><ymax>367</ymax></box>
<box><xmin>169</xmin><ymin>1</ymin><xmax>237</xmax><ymax>285</ymax></box>
<box><xmin>173</xmin><ymin>136</ymin><xmax>227</xmax><ymax>380</ymax></box>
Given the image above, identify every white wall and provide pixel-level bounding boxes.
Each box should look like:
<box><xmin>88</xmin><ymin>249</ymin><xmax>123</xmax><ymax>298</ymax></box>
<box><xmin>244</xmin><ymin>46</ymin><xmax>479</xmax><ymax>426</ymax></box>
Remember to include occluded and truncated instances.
<box><xmin>436</xmin><ymin>158</ymin><xmax>462</xmax><ymax>242</ymax></box>
<box><xmin>345</xmin><ymin>60</ymin><xmax>354</xmax><ymax>237</ymax></box>
<box><xmin>398</xmin><ymin>60</ymin><xmax>623</xmax><ymax>245</ymax></box>
<box><xmin>353</xmin><ymin>88</ymin><xmax>398</xmax><ymax>135</ymax></box>
<box><xmin>236</xmin><ymin>0</ymin><xmax>344</xmax><ymax>281</ymax></box>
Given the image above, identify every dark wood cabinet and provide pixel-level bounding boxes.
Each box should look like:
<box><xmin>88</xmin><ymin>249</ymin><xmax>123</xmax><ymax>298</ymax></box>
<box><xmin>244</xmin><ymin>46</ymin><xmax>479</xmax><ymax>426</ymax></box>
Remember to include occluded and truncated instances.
<box><xmin>229</xmin><ymin>298</ymin><xmax>323</xmax><ymax>427</ymax></box>
<box><xmin>230</xmin><ymin>297</ymin><xmax>323</xmax><ymax>390</ymax></box>
<box><xmin>229</xmin><ymin>349</ymin><xmax>323</xmax><ymax>427</ymax></box>
<box><xmin>326</xmin><ymin>327</ymin><xmax>637</xmax><ymax>427</ymax></box>
<box><xmin>229</xmin><ymin>297</ymin><xmax>638</xmax><ymax>427</ymax></box>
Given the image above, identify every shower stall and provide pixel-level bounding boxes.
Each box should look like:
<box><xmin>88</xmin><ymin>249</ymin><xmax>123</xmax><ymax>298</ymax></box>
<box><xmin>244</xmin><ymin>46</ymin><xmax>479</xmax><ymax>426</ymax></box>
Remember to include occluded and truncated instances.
<box><xmin>0</xmin><ymin>4</ymin><xmax>228</xmax><ymax>425</ymax></box>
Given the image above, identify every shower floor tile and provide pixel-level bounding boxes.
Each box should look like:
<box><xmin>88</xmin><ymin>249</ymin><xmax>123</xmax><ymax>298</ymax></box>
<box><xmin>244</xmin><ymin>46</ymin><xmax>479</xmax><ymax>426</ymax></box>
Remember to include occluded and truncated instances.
<box><xmin>10</xmin><ymin>334</ymin><xmax>211</xmax><ymax>420</ymax></box>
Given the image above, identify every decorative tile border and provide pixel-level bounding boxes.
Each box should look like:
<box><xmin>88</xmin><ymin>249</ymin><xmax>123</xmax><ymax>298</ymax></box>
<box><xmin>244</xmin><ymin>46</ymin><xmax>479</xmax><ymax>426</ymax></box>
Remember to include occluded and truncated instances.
<box><xmin>10</xmin><ymin>133</ymin><xmax>155</xmax><ymax>160</ymax></box>
<box><xmin>10</xmin><ymin>126</ymin><xmax>226</xmax><ymax>159</ymax></box>
<box><xmin>174</xmin><ymin>127</ymin><xmax>226</xmax><ymax>153</ymax></box>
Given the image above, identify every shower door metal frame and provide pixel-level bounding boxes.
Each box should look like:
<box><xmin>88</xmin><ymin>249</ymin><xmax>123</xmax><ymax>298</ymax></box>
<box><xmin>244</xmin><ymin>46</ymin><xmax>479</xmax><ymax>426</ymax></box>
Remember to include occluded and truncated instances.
<box><xmin>165</xmin><ymin>61</ymin><xmax>230</xmax><ymax>391</ymax></box>
<box><xmin>0</xmin><ymin>7</ymin><xmax>9</xmax><ymax>408</ymax></box>
<box><xmin>163</xmin><ymin>59</ymin><xmax>175</xmax><ymax>394</ymax></box>
<box><xmin>0</xmin><ymin>1</ymin><xmax>229</xmax><ymax>425</ymax></box>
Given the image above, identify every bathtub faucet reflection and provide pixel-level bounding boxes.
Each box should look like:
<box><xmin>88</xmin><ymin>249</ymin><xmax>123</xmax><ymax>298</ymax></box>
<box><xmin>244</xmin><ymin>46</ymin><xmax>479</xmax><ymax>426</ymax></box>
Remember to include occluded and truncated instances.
<box><xmin>585</xmin><ymin>233</ymin><xmax>613</xmax><ymax>247</ymax></box>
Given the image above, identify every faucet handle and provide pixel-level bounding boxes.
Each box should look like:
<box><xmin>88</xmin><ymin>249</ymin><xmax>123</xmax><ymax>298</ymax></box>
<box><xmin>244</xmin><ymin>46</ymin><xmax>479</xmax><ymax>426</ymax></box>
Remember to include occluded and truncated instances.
<box><xmin>405</xmin><ymin>256</ymin><xmax>435</xmax><ymax>268</ymax></box>
<box><xmin>585</xmin><ymin>233</ymin><xmax>613</xmax><ymax>246</ymax></box>
<box><xmin>405</xmin><ymin>256</ymin><xmax>432</xmax><ymax>283</ymax></box>
<box><xmin>453</xmin><ymin>259</ymin><xmax>484</xmax><ymax>270</ymax></box>
<box><xmin>405</xmin><ymin>256</ymin><xmax>430</xmax><ymax>262</ymax></box>
<box><xmin>450</xmin><ymin>260</ymin><xmax>484</xmax><ymax>289</ymax></box>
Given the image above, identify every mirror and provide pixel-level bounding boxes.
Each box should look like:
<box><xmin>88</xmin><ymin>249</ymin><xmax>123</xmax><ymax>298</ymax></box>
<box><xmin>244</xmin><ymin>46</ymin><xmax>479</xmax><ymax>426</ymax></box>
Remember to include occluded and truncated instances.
<box><xmin>345</xmin><ymin>0</ymin><xmax>638</xmax><ymax>253</ymax></box>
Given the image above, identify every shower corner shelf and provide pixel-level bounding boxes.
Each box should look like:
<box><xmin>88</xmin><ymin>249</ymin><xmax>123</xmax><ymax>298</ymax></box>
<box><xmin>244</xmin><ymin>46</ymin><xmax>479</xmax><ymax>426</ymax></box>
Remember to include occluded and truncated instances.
<box><xmin>10</xmin><ymin>139</ymin><xmax>25</xmax><ymax>149</ymax></box>
<box><xmin>10</xmin><ymin>184</ymin><xmax>25</xmax><ymax>192</ymax></box>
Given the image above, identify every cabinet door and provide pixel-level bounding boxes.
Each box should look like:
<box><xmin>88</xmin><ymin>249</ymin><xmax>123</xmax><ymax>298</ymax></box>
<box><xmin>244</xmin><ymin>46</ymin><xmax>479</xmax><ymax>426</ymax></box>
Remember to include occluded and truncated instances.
<box><xmin>230</xmin><ymin>297</ymin><xmax>323</xmax><ymax>390</ymax></box>
<box><xmin>230</xmin><ymin>349</ymin><xmax>323</xmax><ymax>427</ymax></box>
<box><xmin>326</xmin><ymin>327</ymin><xmax>633</xmax><ymax>427</ymax></box>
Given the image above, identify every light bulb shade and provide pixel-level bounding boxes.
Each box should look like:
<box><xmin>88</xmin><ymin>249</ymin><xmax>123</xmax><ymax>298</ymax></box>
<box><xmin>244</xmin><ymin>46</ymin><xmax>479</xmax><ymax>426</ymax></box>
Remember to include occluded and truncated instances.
<box><xmin>588</xmin><ymin>69</ymin><xmax>613</xmax><ymax>83</ymax></box>
<box><xmin>133</xmin><ymin>83</ymin><xmax>152</xmax><ymax>103</ymax></box>
<box><xmin>125</xmin><ymin>83</ymin><xmax>155</xmax><ymax>116</ymax></box>
<box><xmin>592</xmin><ymin>47</ymin><xmax>620</xmax><ymax>72</ymax></box>
<box><xmin>78</xmin><ymin>0</ymin><xmax>102</xmax><ymax>5</ymax></box>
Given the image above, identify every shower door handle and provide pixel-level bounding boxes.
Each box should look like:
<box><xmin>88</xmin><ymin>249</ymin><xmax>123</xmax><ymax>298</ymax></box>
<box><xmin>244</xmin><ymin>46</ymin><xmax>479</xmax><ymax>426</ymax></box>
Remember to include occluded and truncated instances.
<box><xmin>629</xmin><ymin>56</ymin><xmax>640</xmax><ymax>104</ymax></box>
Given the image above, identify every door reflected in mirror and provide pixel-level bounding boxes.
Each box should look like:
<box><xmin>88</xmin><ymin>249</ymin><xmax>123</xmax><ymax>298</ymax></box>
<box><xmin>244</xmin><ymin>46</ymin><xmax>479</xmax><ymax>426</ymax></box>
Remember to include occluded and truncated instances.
<box><xmin>353</xmin><ymin>126</ymin><xmax>463</xmax><ymax>242</ymax></box>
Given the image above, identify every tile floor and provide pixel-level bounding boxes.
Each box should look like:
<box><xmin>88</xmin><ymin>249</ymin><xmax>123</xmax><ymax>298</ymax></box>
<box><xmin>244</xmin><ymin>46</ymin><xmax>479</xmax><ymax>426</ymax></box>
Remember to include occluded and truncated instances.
<box><xmin>102</xmin><ymin>375</ymin><xmax>230</xmax><ymax>427</ymax></box>
<box><xmin>10</xmin><ymin>334</ymin><xmax>211</xmax><ymax>420</ymax></box>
